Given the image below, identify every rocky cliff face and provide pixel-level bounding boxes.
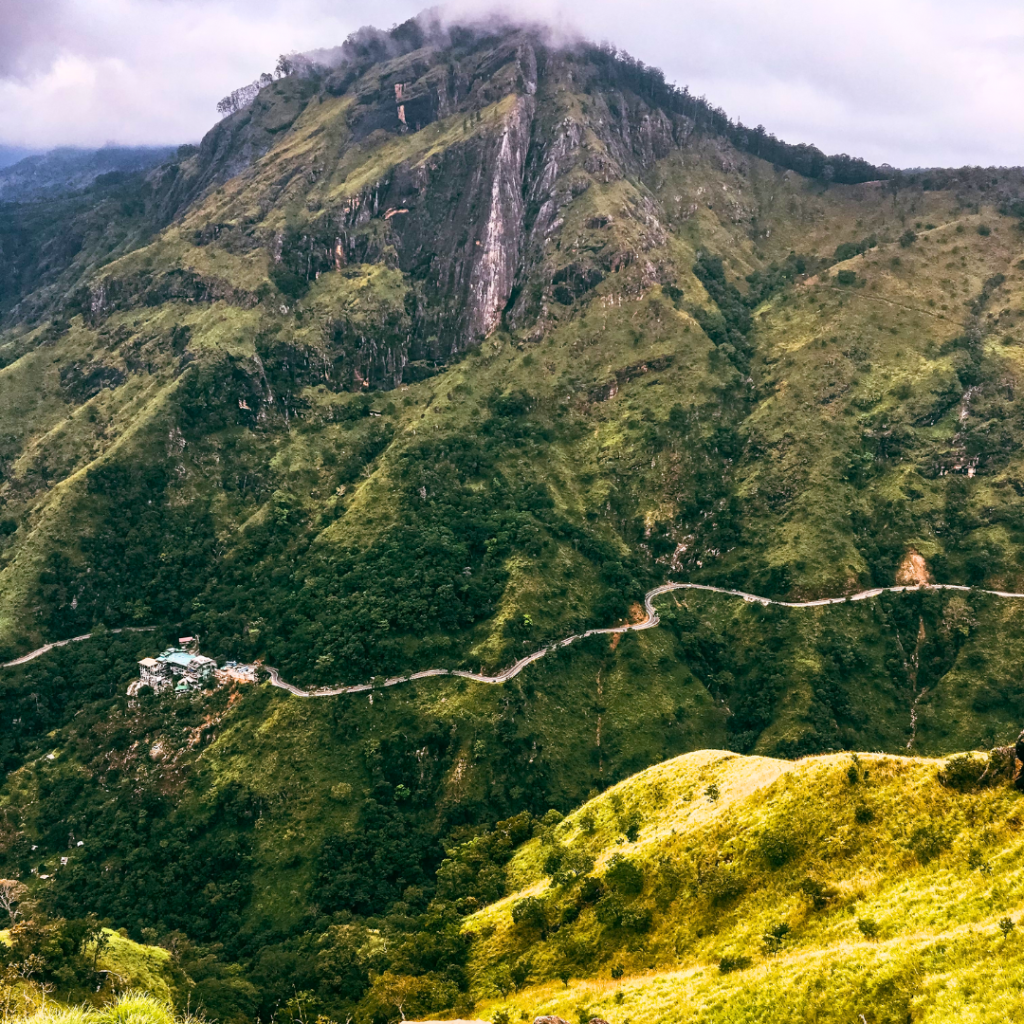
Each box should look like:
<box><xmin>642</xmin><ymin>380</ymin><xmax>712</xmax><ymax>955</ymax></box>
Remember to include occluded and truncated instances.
<box><xmin>0</xmin><ymin>23</ymin><xmax>746</xmax><ymax>388</ymax></box>
<box><xmin>463</xmin><ymin>91</ymin><xmax>534</xmax><ymax>343</ymax></box>
<box><xmin>243</xmin><ymin>33</ymin><xmax>703</xmax><ymax>382</ymax></box>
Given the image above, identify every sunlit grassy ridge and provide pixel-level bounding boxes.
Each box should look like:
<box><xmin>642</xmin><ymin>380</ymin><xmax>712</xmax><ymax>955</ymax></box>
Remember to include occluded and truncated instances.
<box><xmin>10</xmin><ymin>991</ymin><xmax>189</xmax><ymax>1024</ymax></box>
<box><xmin>468</xmin><ymin>747</ymin><xmax>1024</xmax><ymax>1023</ymax></box>
<box><xmin>0</xmin><ymin>931</ymin><xmax>180</xmax><ymax>1021</ymax></box>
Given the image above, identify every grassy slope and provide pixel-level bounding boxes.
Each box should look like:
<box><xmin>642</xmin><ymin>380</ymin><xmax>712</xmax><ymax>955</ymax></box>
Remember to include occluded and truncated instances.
<box><xmin>467</xmin><ymin>747</ymin><xmax>1024</xmax><ymax>1024</ymax></box>
<box><xmin>0</xmin><ymin>929</ymin><xmax>179</xmax><ymax>1006</ymax></box>
<box><xmin>12</xmin><ymin>992</ymin><xmax>186</xmax><ymax>1024</ymax></box>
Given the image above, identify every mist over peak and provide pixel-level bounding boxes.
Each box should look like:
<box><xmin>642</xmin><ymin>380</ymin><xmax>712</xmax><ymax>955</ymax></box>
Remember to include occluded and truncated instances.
<box><xmin>300</xmin><ymin>7</ymin><xmax>584</xmax><ymax>73</ymax></box>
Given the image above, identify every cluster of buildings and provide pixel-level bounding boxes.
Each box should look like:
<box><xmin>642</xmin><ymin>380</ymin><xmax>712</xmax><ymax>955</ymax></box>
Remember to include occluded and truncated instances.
<box><xmin>126</xmin><ymin>638</ymin><xmax>258</xmax><ymax>696</ymax></box>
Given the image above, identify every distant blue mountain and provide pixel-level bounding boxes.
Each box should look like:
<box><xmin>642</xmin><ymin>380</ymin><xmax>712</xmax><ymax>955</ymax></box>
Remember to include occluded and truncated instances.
<box><xmin>0</xmin><ymin>145</ymin><xmax>43</xmax><ymax>170</ymax></box>
<box><xmin>0</xmin><ymin>145</ymin><xmax>178</xmax><ymax>202</ymax></box>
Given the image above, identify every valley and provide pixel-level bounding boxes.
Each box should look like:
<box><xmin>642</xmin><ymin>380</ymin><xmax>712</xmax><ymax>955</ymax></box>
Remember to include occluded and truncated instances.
<box><xmin>2</xmin><ymin>11</ymin><xmax>1024</xmax><ymax>1024</ymax></box>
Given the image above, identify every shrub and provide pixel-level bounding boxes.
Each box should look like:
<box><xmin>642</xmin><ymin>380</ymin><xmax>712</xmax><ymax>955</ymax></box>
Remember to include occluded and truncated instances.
<box><xmin>1000</xmin><ymin>916</ymin><xmax>1015</xmax><ymax>938</ymax></box>
<box><xmin>719</xmin><ymin>955</ymin><xmax>752</xmax><ymax>973</ymax></box>
<box><xmin>799</xmin><ymin>877</ymin><xmax>837</xmax><ymax>910</ymax></box>
<box><xmin>595</xmin><ymin>893</ymin><xmax>625</xmax><ymax>927</ymax></box>
<box><xmin>554</xmin><ymin>847</ymin><xmax>596</xmax><ymax>886</ymax></box>
<box><xmin>623</xmin><ymin>813</ymin><xmax>641</xmax><ymax>843</ymax></box>
<box><xmin>543</xmin><ymin>847</ymin><xmax>564</xmax><ymax>876</ymax></box>
<box><xmin>938</xmin><ymin>753</ymin><xmax>987</xmax><ymax>792</ymax></box>
<box><xmin>977</xmin><ymin>224</ymin><xmax>991</xmax><ymax>236</ymax></box>
<box><xmin>837</xmin><ymin>270</ymin><xmax>857</xmax><ymax>286</ymax></box>
<box><xmin>329</xmin><ymin>782</ymin><xmax>353</xmax><ymax>802</ymax></box>
<box><xmin>511</xmin><ymin>957</ymin><xmax>532</xmax><ymax>992</ymax></box>
<box><xmin>593</xmin><ymin>897</ymin><xmax>622</xmax><ymax>929</ymax></box>
<box><xmin>854</xmin><ymin>804</ymin><xmax>875</xmax><ymax>825</ymax></box>
<box><xmin>577</xmin><ymin>876</ymin><xmax>606</xmax><ymax>905</ymax></box>
<box><xmin>663</xmin><ymin>284</ymin><xmax>684</xmax><ymax>308</ymax></box>
<box><xmin>701</xmin><ymin>864</ymin><xmax>748</xmax><ymax>906</ymax></box>
<box><xmin>705</xmin><ymin>783</ymin><xmax>720</xmax><ymax>801</ymax></box>
<box><xmin>899</xmin><ymin>229</ymin><xmax>918</xmax><ymax>247</ymax></box>
<box><xmin>605</xmin><ymin>854</ymin><xmax>643</xmax><ymax>895</ymax></box>
<box><xmin>511</xmin><ymin>896</ymin><xmax>548</xmax><ymax>934</ymax></box>
<box><xmin>610</xmin><ymin>964</ymin><xmax>625</xmax><ymax>979</ymax></box>
<box><xmin>621</xmin><ymin>906</ymin><xmax>652</xmax><ymax>932</ymax></box>
<box><xmin>492</xmin><ymin>964</ymin><xmax>514</xmax><ymax>998</ymax></box>
<box><xmin>758</xmin><ymin>827</ymin><xmax>798</xmax><ymax>868</ymax></box>
<box><xmin>857</xmin><ymin>917</ymin><xmax>879</xmax><ymax>939</ymax></box>
<box><xmin>941</xmin><ymin>597</ymin><xmax>977</xmax><ymax>640</ymax></box>
<box><xmin>910</xmin><ymin>820</ymin><xmax>951</xmax><ymax>863</ymax></box>
<box><xmin>761</xmin><ymin>922</ymin><xmax>790</xmax><ymax>955</ymax></box>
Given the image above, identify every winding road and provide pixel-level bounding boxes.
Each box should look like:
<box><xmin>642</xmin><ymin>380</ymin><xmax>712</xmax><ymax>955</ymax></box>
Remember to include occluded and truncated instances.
<box><xmin>0</xmin><ymin>626</ymin><xmax>157</xmax><ymax>667</ymax></box>
<box><xmin>268</xmin><ymin>580</ymin><xmax>1022</xmax><ymax>697</ymax></box>
<box><xmin>3</xmin><ymin>582</ymin><xmax>1020</xmax><ymax>697</ymax></box>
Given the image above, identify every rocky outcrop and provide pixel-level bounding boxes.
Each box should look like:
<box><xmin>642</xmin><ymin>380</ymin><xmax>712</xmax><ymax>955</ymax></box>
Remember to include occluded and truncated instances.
<box><xmin>77</xmin><ymin>269</ymin><xmax>260</xmax><ymax>326</ymax></box>
<box><xmin>156</xmin><ymin>75</ymin><xmax>318</xmax><ymax>220</ymax></box>
<box><xmin>30</xmin><ymin>28</ymin><xmax>724</xmax><ymax>390</ymax></box>
<box><xmin>465</xmin><ymin>91</ymin><xmax>535</xmax><ymax>340</ymax></box>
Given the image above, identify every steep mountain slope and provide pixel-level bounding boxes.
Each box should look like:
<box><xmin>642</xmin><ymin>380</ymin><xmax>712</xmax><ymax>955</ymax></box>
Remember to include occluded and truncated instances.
<box><xmin>1</xmin><ymin>46</ymin><xmax>1022</xmax><ymax>751</ymax></box>
<box><xmin>466</xmin><ymin>746</ymin><xmax>1024</xmax><ymax>1024</ymax></box>
<box><xmin>2</xmin><ymin>13</ymin><xmax>1024</xmax><ymax>1022</ymax></box>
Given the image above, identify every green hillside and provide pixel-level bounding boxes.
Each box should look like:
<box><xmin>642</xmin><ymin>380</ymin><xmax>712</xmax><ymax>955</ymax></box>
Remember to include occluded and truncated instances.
<box><xmin>1</xmin><ymin>925</ymin><xmax>182</xmax><ymax>1017</ymax></box>
<box><xmin>2</xmin><ymin>11</ymin><xmax>1024</xmax><ymax>1022</ymax></box>
<box><xmin>467</xmin><ymin>747</ymin><xmax>1024</xmax><ymax>1024</ymax></box>
<box><xmin>12</xmin><ymin>992</ymin><xmax>194</xmax><ymax>1024</ymax></box>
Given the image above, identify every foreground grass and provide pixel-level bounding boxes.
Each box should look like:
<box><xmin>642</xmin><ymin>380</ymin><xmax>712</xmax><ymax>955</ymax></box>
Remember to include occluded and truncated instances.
<box><xmin>6</xmin><ymin>991</ymin><xmax>190</xmax><ymax>1024</ymax></box>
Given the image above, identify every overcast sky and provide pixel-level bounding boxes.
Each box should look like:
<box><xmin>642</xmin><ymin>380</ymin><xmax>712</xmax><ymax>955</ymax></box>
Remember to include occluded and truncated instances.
<box><xmin>1</xmin><ymin>0</ymin><xmax>1023</xmax><ymax>168</ymax></box>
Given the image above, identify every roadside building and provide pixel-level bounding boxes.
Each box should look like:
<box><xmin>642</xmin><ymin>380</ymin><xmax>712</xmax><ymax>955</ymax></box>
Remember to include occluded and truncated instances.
<box><xmin>219</xmin><ymin>661</ymin><xmax>257</xmax><ymax>683</ymax></box>
<box><xmin>128</xmin><ymin>648</ymin><xmax>218</xmax><ymax>696</ymax></box>
<box><xmin>159</xmin><ymin>650</ymin><xmax>217</xmax><ymax>684</ymax></box>
<box><xmin>135</xmin><ymin>657</ymin><xmax>171</xmax><ymax>694</ymax></box>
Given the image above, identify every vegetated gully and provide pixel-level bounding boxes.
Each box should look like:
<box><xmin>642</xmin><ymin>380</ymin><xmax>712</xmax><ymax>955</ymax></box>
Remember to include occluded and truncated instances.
<box><xmin>2</xmin><ymin>583</ymin><xmax>1015</xmax><ymax>706</ymax></box>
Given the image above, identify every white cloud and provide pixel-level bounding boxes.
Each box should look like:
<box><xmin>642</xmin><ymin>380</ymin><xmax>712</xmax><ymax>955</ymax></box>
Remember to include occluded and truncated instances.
<box><xmin>0</xmin><ymin>0</ymin><xmax>1022</xmax><ymax>166</ymax></box>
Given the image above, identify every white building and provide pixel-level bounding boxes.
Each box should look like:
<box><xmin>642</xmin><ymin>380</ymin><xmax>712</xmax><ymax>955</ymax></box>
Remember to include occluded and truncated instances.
<box><xmin>128</xmin><ymin>648</ymin><xmax>218</xmax><ymax>696</ymax></box>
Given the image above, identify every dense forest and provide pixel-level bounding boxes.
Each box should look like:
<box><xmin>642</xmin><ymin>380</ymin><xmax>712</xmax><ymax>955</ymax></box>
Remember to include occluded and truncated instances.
<box><xmin>3</xmin><ymin>10</ymin><xmax>1024</xmax><ymax>1024</ymax></box>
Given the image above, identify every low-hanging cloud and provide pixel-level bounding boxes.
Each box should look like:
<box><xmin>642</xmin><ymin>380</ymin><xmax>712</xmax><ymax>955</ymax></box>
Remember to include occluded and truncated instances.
<box><xmin>0</xmin><ymin>0</ymin><xmax>1023</xmax><ymax>167</ymax></box>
